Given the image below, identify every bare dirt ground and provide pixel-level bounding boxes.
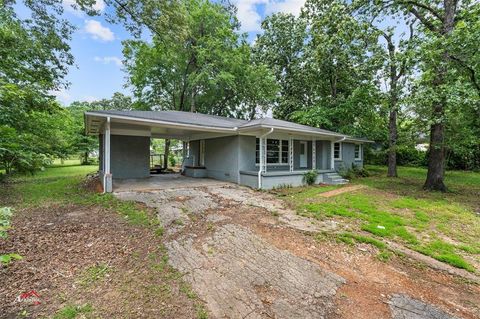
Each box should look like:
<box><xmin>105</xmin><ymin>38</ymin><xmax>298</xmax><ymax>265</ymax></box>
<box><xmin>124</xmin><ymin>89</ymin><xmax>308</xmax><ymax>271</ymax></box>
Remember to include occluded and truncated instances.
<box><xmin>116</xmin><ymin>184</ymin><xmax>480</xmax><ymax>319</ymax></box>
<box><xmin>2</xmin><ymin>181</ymin><xmax>478</xmax><ymax>319</ymax></box>
<box><xmin>0</xmin><ymin>203</ymin><xmax>199</xmax><ymax>318</ymax></box>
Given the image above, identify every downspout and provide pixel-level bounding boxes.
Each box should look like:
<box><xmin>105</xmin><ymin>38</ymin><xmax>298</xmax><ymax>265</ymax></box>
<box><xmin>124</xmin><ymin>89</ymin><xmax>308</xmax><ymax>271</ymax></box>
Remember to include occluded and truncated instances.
<box><xmin>258</xmin><ymin>128</ymin><xmax>274</xmax><ymax>189</ymax></box>
<box><xmin>102</xmin><ymin>117</ymin><xmax>111</xmax><ymax>194</ymax></box>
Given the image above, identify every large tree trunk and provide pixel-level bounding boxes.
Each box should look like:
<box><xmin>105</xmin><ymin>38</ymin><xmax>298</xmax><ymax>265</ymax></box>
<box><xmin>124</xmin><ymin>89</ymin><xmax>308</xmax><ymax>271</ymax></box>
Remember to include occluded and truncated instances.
<box><xmin>424</xmin><ymin>93</ymin><xmax>447</xmax><ymax>191</ymax></box>
<box><xmin>83</xmin><ymin>151</ymin><xmax>89</xmax><ymax>165</ymax></box>
<box><xmin>190</xmin><ymin>89</ymin><xmax>196</xmax><ymax>112</ymax></box>
<box><xmin>423</xmin><ymin>0</ymin><xmax>456</xmax><ymax>192</ymax></box>
<box><xmin>384</xmin><ymin>32</ymin><xmax>400</xmax><ymax>178</ymax></box>
<box><xmin>163</xmin><ymin>139</ymin><xmax>170</xmax><ymax>170</ymax></box>
<box><xmin>387</xmin><ymin>107</ymin><xmax>398</xmax><ymax>177</ymax></box>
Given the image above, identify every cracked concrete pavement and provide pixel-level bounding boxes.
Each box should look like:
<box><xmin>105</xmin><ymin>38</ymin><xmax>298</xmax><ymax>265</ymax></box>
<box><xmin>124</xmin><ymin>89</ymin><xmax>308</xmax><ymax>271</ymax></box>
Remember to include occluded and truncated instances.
<box><xmin>115</xmin><ymin>182</ymin><xmax>478</xmax><ymax>319</ymax></box>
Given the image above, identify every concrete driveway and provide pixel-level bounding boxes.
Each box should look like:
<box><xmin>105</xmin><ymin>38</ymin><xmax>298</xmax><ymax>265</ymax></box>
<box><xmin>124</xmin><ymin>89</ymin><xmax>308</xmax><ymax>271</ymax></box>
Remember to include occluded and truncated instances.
<box><xmin>114</xmin><ymin>183</ymin><xmax>473</xmax><ymax>319</ymax></box>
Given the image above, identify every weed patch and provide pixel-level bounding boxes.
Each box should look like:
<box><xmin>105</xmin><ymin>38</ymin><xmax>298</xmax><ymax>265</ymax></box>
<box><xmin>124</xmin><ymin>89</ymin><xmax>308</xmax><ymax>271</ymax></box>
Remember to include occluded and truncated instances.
<box><xmin>77</xmin><ymin>264</ymin><xmax>110</xmax><ymax>287</ymax></box>
<box><xmin>53</xmin><ymin>304</ymin><xmax>93</xmax><ymax>319</ymax></box>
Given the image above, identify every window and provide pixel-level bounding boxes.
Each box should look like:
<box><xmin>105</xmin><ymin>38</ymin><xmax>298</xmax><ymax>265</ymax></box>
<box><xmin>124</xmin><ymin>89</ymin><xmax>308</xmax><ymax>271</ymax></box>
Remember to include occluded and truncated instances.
<box><xmin>354</xmin><ymin>144</ymin><xmax>361</xmax><ymax>160</ymax></box>
<box><xmin>334</xmin><ymin>142</ymin><xmax>342</xmax><ymax>160</ymax></box>
<box><xmin>256</xmin><ymin>138</ymin><xmax>289</xmax><ymax>165</ymax></box>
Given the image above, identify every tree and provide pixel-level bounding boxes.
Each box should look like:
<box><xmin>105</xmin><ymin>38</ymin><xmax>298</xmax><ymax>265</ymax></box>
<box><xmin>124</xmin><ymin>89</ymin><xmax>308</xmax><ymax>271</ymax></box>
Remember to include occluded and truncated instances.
<box><xmin>120</xmin><ymin>0</ymin><xmax>277</xmax><ymax>168</ymax></box>
<box><xmin>0</xmin><ymin>0</ymin><xmax>79</xmax><ymax>174</ymax></box>
<box><xmin>122</xmin><ymin>0</ymin><xmax>276</xmax><ymax>118</ymax></box>
<box><xmin>388</xmin><ymin>0</ymin><xmax>479</xmax><ymax>191</ymax></box>
<box><xmin>254</xmin><ymin>1</ymin><xmax>385</xmax><ymax>140</ymax></box>
<box><xmin>253</xmin><ymin>13</ymin><xmax>309</xmax><ymax>120</ymax></box>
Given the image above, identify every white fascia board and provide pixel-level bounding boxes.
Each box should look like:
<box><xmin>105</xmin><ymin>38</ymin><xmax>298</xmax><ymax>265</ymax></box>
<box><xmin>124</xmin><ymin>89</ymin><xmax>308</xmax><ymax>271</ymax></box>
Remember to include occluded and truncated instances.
<box><xmin>344</xmin><ymin>138</ymin><xmax>374</xmax><ymax>143</ymax></box>
<box><xmin>84</xmin><ymin>112</ymin><xmax>238</xmax><ymax>134</ymax></box>
<box><xmin>238</xmin><ymin>124</ymin><xmax>345</xmax><ymax>138</ymax></box>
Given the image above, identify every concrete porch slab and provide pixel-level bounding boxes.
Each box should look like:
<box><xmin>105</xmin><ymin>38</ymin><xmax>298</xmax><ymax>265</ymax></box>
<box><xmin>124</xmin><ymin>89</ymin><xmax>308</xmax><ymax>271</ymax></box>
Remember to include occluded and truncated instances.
<box><xmin>112</xmin><ymin>173</ymin><xmax>232</xmax><ymax>192</ymax></box>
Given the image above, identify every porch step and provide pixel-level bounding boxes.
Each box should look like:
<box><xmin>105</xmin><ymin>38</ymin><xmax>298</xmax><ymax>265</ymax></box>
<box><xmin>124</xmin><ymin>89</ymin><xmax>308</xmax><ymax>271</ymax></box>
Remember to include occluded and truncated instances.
<box><xmin>323</xmin><ymin>172</ymin><xmax>349</xmax><ymax>185</ymax></box>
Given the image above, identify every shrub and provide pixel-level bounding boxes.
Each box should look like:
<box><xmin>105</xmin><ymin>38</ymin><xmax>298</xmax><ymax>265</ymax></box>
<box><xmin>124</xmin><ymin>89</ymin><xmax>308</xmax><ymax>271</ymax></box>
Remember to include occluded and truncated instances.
<box><xmin>339</xmin><ymin>164</ymin><xmax>369</xmax><ymax>180</ymax></box>
<box><xmin>169</xmin><ymin>154</ymin><xmax>177</xmax><ymax>167</ymax></box>
<box><xmin>0</xmin><ymin>207</ymin><xmax>12</xmax><ymax>238</ymax></box>
<box><xmin>0</xmin><ymin>207</ymin><xmax>22</xmax><ymax>265</ymax></box>
<box><xmin>303</xmin><ymin>170</ymin><xmax>318</xmax><ymax>185</ymax></box>
<box><xmin>365</xmin><ymin>146</ymin><xmax>426</xmax><ymax>167</ymax></box>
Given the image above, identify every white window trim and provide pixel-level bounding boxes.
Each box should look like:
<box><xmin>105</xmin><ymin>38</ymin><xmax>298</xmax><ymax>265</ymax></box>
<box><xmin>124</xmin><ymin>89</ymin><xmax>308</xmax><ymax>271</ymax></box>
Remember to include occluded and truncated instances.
<box><xmin>334</xmin><ymin>142</ymin><xmax>342</xmax><ymax>160</ymax></box>
<box><xmin>255</xmin><ymin>138</ymin><xmax>290</xmax><ymax>166</ymax></box>
<box><xmin>354</xmin><ymin>144</ymin><xmax>362</xmax><ymax>160</ymax></box>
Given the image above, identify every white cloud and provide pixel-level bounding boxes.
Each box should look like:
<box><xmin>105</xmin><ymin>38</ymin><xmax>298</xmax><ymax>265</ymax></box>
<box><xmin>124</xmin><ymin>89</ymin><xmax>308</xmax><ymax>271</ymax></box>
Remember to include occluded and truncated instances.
<box><xmin>94</xmin><ymin>56</ymin><xmax>123</xmax><ymax>67</ymax></box>
<box><xmin>63</xmin><ymin>0</ymin><xmax>105</xmax><ymax>16</ymax></box>
<box><xmin>234</xmin><ymin>0</ymin><xmax>268</xmax><ymax>33</ymax></box>
<box><xmin>233</xmin><ymin>0</ymin><xmax>306</xmax><ymax>32</ymax></box>
<box><xmin>50</xmin><ymin>89</ymin><xmax>72</xmax><ymax>104</ymax></box>
<box><xmin>264</xmin><ymin>0</ymin><xmax>306</xmax><ymax>16</ymax></box>
<box><xmin>84</xmin><ymin>19</ymin><xmax>115</xmax><ymax>41</ymax></box>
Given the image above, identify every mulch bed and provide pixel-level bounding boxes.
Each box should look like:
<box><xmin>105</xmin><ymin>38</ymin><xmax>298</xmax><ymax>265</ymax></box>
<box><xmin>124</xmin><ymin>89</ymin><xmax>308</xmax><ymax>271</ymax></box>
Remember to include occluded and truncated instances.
<box><xmin>0</xmin><ymin>203</ymin><xmax>197</xmax><ymax>318</ymax></box>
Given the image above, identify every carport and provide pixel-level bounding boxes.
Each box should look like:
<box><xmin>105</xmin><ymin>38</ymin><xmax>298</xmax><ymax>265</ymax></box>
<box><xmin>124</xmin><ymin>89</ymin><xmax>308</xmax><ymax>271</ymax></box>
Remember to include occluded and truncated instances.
<box><xmin>85</xmin><ymin>110</ymin><xmax>241</xmax><ymax>192</ymax></box>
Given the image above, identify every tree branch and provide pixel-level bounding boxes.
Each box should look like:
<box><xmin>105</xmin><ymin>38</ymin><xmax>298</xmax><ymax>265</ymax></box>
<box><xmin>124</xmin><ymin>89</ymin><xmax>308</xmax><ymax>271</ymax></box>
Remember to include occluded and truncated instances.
<box><xmin>401</xmin><ymin>1</ymin><xmax>443</xmax><ymax>21</ymax></box>
<box><xmin>408</xmin><ymin>6</ymin><xmax>439</xmax><ymax>32</ymax></box>
<box><xmin>448</xmin><ymin>54</ymin><xmax>480</xmax><ymax>94</ymax></box>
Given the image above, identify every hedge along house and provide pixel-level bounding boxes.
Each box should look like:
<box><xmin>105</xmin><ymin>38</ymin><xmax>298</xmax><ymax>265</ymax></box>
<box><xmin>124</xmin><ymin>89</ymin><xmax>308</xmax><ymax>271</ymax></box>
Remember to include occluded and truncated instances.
<box><xmin>84</xmin><ymin>110</ymin><xmax>370</xmax><ymax>192</ymax></box>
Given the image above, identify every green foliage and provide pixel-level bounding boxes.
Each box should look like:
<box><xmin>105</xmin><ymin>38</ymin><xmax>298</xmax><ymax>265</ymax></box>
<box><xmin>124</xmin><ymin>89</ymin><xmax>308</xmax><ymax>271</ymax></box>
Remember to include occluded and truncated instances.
<box><xmin>0</xmin><ymin>207</ymin><xmax>23</xmax><ymax>265</ymax></box>
<box><xmin>302</xmin><ymin>170</ymin><xmax>318</xmax><ymax>185</ymax></box>
<box><xmin>286</xmin><ymin>165</ymin><xmax>480</xmax><ymax>271</ymax></box>
<box><xmin>338</xmin><ymin>232</ymin><xmax>386</xmax><ymax>250</ymax></box>
<box><xmin>168</xmin><ymin>153</ymin><xmax>177</xmax><ymax>167</ymax></box>
<box><xmin>53</xmin><ymin>304</ymin><xmax>93</xmax><ymax>319</ymax></box>
<box><xmin>338</xmin><ymin>164</ymin><xmax>369</xmax><ymax>180</ymax></box>
<box><xmin>413</xmin><ymin>240</ymin><xmax>475</xmax><ymax>273</ymax></box>
<box><xmin>122</xmin><ymin>0</ymin><xmax>277</xmax><ymax>117</ymax></box>
<box><xmin>0</xmin><ymin>253</ymin><xmax>23</xmax><ymax>265</ymax></box>
<box><xmin>0</xmin><ymin>206</ymin><xmax>13</xmax><ymax>238</ymax></box>
<box><xmin>376</xmin><ymin>251</ymin><xmax>392</xmax><ymax>262</ymax></box>
<box><xmin>366</xmin><ymin>146</ymin><xmax>427</xmax><ymax>167</ymax></box>
<box><xmin>78</xmin><ymin>264</ymin><xmax>110</xmax><ymax>287</ymax></box>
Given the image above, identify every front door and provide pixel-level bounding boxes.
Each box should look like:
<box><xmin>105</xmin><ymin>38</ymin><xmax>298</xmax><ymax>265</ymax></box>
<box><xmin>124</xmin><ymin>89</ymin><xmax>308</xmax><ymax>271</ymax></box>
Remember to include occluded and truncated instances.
<box><xmin>299</xmin><ymin>141</ymin><xmax>307</xmax><ymax>168</ymax></box>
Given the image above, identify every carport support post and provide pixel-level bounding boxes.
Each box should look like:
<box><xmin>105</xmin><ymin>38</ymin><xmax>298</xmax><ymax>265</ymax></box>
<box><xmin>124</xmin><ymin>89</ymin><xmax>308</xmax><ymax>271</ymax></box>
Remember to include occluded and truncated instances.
<box><xmin>330</xmin><ymin>141</ymin><xmax>335</xmax><ymax>171</ymax></box>
<box><xmin>312</xmin><ymin>139</ymin><xmax>316</xmax><ymax>170</ymax></box>
<box><xmin>104</xmin><ymin>117</ymin><xmax>112</xmax><ymax>193</ymax></box>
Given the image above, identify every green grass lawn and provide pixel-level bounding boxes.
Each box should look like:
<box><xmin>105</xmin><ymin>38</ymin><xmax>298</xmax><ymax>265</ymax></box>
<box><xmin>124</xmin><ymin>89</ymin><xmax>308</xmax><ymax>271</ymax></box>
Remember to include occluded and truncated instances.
<box><xmin>2</xmin><ymin>164</ymin><xmax>158</xmax><ymax>227</ymax></box>
<box><xmin>281</xmin><ymin>165</ymin><xmax>480</xmax><ymax>272</ymax></box>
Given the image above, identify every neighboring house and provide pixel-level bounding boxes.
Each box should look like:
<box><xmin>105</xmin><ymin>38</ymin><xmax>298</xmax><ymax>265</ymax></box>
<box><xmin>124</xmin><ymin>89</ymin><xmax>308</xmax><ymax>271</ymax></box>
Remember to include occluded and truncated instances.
<box><xmin>84</xmin><ymin>110</ymin><xmax>371</xmax><ymax>192</ymax></box>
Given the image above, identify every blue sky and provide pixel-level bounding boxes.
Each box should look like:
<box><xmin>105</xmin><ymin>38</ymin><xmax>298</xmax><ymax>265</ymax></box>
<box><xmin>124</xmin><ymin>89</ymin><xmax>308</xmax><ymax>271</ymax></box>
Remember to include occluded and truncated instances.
<box><xmin>43</xmin><ymin>0</ymin><xmax>307</xmax><ymax>104</ymax></box>
<box><xmin>32</xmin><ymin>0</ymin><xmax>404</xmax><ymax>104</ymax></box>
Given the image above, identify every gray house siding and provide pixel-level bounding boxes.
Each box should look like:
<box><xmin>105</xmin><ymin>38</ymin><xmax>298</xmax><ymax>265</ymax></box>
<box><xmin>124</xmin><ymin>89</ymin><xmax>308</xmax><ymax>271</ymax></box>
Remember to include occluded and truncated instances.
<box><xmin>238</xmin><ymin>135</ymin><xmax>256</xmax><ymax>172</ymax></box>
<box><xmin>189</xmin><ymin>140</ymin><xmax>200</xmax><ymax>166</ymax></box>
<box><xmin>111</xmin><ymin>135</ymin><xmax>150</xmax><ymax>179</ymax></box>
<box><xmin>334</xmin><ymin>142</ymin><xmax>363</xmax><ymax>171</ymax></box>
<box><xmin>315</xmin><ymin>140</ymin><xmax>331</xmax><ymax>170</ymax></box>
<box><xmin>204</xmin><ymin>135</ymin><xmax>239</xmax><ymax>183</ymax></box>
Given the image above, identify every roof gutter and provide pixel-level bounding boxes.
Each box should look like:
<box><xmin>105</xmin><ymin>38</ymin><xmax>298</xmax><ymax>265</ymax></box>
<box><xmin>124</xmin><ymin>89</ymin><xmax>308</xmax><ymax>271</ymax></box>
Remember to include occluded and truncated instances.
<box><xmin>237</xmin><ymin>124</ymin><xmax>344</xmax><ymax>138</ymax></box>
<box><xmin>258</xmin><ymin>128</ymin><xmax>274</xmax><ymax>189</ymax></box>
<box><xmin>84</xmin><ymin>112</ymin><xmax>239</xmax><ymax>134</ymax></box>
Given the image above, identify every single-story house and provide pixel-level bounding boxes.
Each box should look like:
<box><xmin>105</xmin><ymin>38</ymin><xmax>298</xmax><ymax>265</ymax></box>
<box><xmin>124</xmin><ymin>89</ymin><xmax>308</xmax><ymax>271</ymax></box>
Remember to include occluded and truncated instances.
<box><xmin>84</xmin><ymin>110</ymin><xmax>371</xmax><ymax>192</ymax></box>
